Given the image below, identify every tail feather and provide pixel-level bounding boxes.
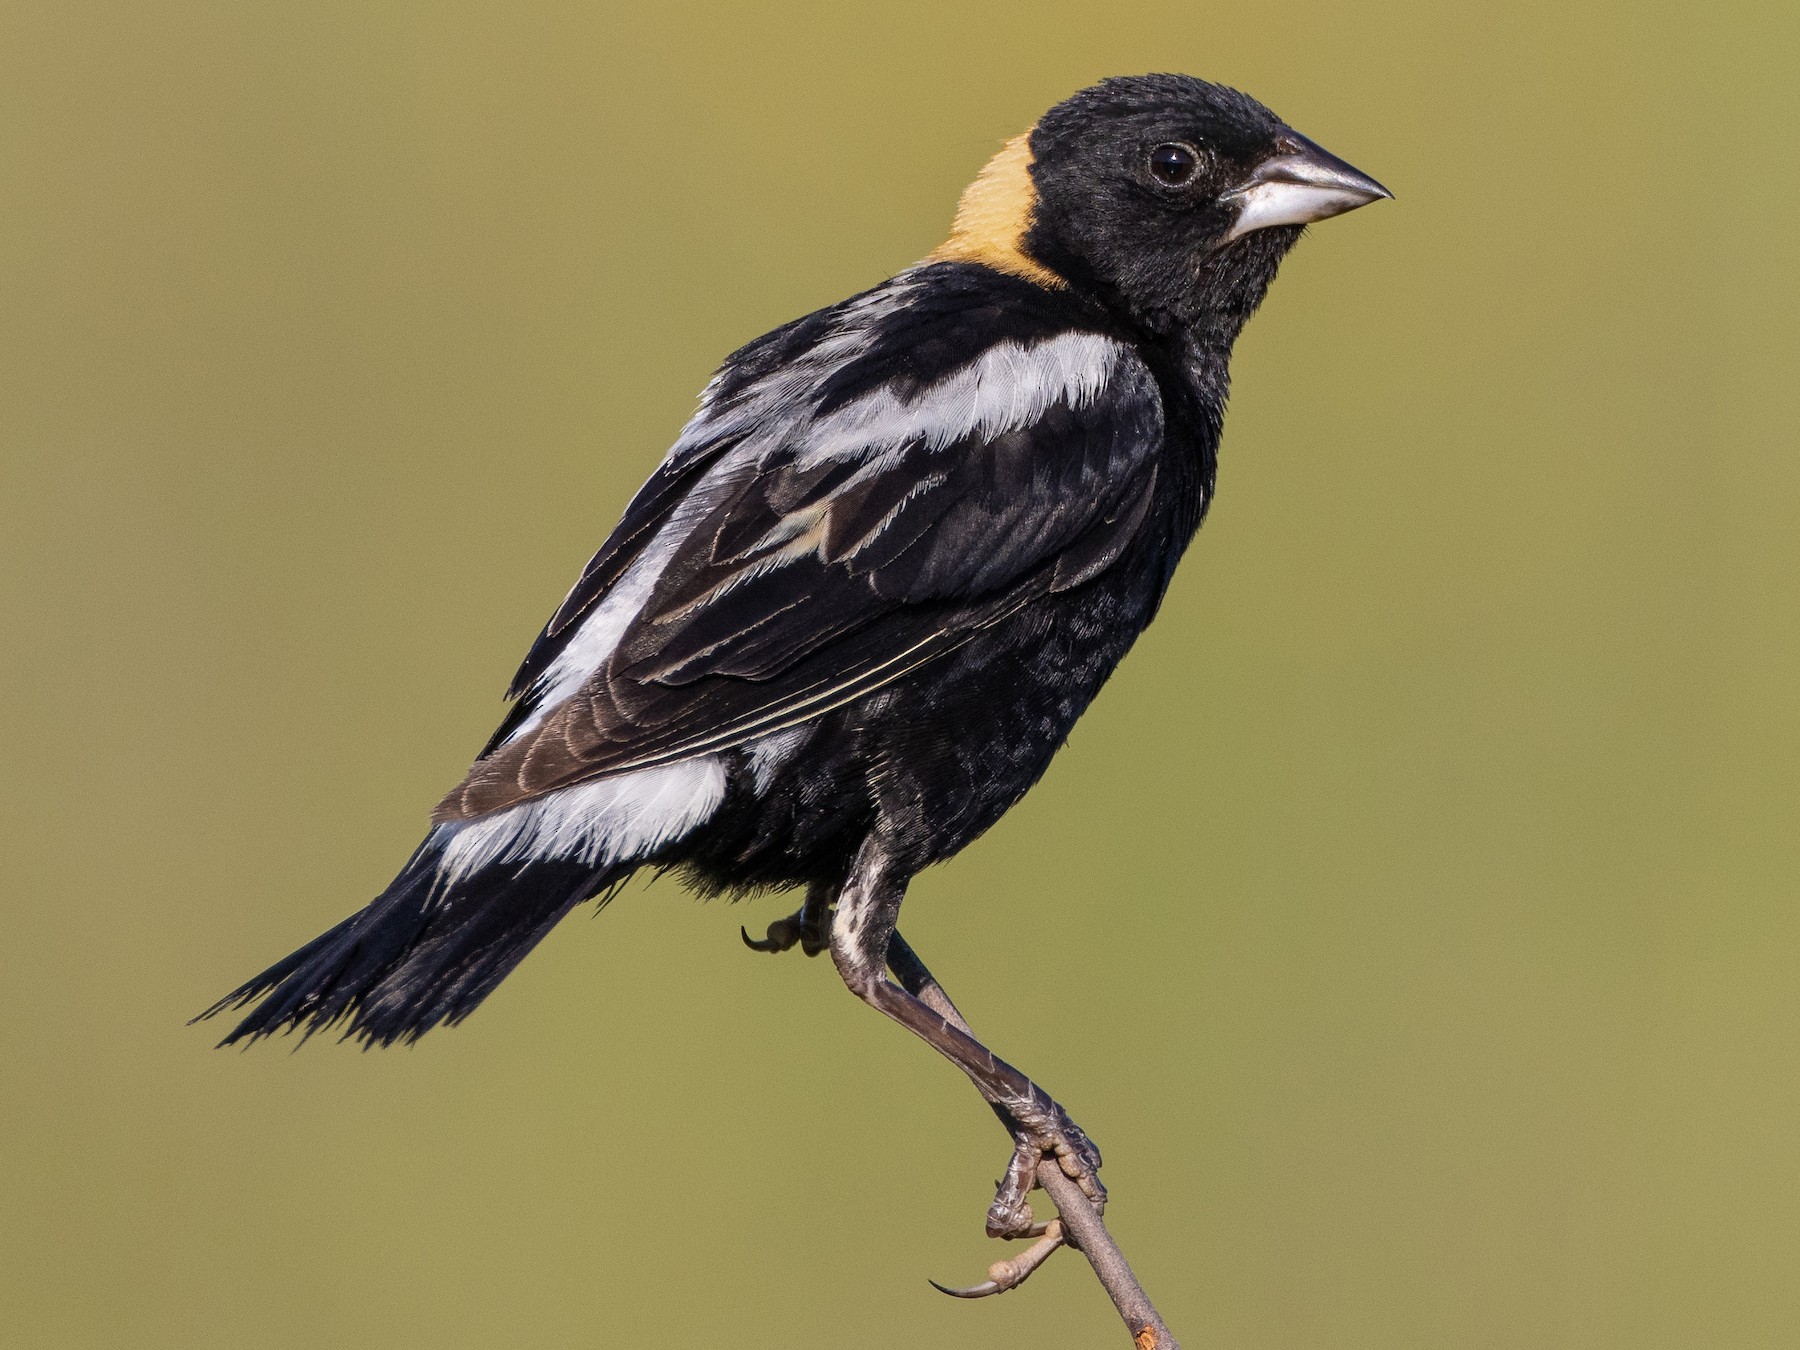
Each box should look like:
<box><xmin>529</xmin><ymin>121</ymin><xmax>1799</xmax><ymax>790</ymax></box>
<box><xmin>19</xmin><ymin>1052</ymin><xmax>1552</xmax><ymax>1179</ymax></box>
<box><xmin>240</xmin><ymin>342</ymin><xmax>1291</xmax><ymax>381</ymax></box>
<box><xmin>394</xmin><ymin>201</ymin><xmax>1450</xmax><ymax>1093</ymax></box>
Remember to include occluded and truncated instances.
<box><xmin>198</xmin><ymin>838</ymin><xmax>633</xmax><ymax>1048</ymax></box>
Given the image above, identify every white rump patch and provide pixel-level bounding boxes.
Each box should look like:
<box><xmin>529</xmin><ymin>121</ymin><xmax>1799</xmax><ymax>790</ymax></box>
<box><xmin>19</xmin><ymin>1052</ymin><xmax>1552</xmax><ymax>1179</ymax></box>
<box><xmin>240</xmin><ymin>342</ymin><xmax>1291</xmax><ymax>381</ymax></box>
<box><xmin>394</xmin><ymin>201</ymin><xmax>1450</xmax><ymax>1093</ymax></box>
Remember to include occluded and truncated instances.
<box><xmin>433</xmin><ymin>758</ymin><xmax>727</xmax><ymax>888</ymax></box>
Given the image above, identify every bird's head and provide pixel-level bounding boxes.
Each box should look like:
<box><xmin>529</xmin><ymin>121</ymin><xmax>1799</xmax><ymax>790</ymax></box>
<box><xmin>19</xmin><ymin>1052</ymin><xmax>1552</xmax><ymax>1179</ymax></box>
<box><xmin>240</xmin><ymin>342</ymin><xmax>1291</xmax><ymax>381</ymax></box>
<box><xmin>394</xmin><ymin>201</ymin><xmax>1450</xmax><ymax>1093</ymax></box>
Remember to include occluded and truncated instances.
<box><xmin>931</xmin><ymin>74</ymin><xmax>1390</xmax><ymax>343</ymax></box>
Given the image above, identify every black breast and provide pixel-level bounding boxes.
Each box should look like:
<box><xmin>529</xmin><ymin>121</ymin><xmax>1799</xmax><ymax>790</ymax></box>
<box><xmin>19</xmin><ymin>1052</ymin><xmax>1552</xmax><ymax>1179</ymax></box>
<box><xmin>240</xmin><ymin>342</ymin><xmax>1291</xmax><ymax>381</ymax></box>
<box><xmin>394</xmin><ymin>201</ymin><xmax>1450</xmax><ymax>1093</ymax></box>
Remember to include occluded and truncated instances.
<box><xmin>675</xmin><ymin>443</ymin><xmax>1207</xmax><ymax>894</ymax></box>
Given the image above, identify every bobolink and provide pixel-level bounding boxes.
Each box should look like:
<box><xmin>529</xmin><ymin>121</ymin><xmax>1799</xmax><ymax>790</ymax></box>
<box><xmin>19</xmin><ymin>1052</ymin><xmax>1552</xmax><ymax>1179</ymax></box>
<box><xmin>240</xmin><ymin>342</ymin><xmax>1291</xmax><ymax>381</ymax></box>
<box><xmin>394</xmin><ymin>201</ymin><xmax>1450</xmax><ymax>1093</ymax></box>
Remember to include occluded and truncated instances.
<box><xmin>203</xmin><ymin>73</ymin><xmax>1387</xmax><ymax>1268</ymax></box>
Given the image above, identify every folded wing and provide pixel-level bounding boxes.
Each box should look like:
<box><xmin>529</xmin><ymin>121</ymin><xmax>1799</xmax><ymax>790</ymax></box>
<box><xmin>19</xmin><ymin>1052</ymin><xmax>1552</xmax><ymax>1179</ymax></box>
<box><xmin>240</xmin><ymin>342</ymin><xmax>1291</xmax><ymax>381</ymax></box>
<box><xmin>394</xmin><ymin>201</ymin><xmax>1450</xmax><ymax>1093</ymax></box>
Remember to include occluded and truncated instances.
<box><xmin>439</xmin><ymin>303</ymin><xmax>1164</xmax><ymax>822</ymax></box>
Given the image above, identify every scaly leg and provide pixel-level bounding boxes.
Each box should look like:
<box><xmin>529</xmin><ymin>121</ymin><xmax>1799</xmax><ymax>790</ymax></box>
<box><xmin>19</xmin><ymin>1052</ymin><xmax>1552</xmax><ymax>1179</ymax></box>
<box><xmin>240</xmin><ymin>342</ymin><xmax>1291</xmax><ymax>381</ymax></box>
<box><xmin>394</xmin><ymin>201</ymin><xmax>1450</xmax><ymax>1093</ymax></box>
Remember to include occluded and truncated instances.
<box><xmin>828</xmin><ymin>838</ymin><xmax>1104</xmax><ymax>1244</ymax></box>
<box><xmin>886</xmin><ymin>930</ymin><xmax>1079</xmax><ymax>1297</ymax></box>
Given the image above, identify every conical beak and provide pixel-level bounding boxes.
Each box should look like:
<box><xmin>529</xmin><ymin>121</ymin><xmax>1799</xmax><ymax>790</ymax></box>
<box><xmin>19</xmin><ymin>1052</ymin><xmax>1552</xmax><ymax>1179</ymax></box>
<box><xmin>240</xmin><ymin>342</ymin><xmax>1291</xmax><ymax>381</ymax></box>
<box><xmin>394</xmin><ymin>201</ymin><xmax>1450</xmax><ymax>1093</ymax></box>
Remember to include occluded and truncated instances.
<box><xmin>1222</xmin><ymin>131</ymin><xmax>1392</xmax><ymax>242</ymax></box>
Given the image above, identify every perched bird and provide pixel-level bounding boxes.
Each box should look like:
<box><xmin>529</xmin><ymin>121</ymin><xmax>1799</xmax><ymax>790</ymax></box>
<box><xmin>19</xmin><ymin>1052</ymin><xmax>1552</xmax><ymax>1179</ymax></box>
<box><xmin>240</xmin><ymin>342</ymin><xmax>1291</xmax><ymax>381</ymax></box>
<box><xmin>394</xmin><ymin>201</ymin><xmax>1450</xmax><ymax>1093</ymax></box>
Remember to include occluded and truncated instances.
<box><xmin>202</xmin><ymin>73</ymin><xmax>1387</xmax><ymax>1279</ymax></box>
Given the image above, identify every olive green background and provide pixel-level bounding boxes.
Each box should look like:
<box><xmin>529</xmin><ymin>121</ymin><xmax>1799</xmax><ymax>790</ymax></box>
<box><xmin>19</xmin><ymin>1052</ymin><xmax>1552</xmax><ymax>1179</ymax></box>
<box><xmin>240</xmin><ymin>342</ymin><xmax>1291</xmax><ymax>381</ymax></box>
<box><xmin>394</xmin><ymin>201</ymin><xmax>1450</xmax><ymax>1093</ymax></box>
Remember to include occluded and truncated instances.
<box><xmin>4</xmin><ymin>2</ymin><xmax>1797</xmax><ymax>1346</ymax></box>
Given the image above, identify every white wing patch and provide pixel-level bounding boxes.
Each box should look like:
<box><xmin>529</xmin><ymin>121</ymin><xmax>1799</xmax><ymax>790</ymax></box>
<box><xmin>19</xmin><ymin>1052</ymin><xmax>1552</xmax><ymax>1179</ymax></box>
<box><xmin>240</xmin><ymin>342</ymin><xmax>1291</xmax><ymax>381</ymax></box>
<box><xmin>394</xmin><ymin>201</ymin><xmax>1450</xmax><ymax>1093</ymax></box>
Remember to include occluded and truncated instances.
<box><xmin>433</xmin><ymin>757</ymin><xmax>728</xmax><ymax>887</ymax></box>
<box><xmin>675</xmin><ymin>280</ymin><xmax>919</xmax><ymax>461</ymax></box>
<box><xmin>515</xmin><ymin>454</ymin><xmax>759</xmax><ymax>737</ymax></box>
<box><xmin>512</xmin><ymin>304</ymin><xmax>1127</xmax><ymax>745</ymax></box>
<box><xmin>794</xmin><ymin>331</ymin><xmax>1123</xmax><ymax>467</ymax></box>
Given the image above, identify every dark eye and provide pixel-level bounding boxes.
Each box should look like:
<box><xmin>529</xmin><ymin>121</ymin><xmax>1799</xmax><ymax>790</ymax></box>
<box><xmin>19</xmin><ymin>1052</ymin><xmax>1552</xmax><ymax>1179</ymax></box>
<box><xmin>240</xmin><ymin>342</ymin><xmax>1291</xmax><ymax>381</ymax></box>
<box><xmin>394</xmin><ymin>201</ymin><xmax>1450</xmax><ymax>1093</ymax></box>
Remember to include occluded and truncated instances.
<box><xmin>1149</xmin><ymin>143</ymin><xmax>1199</xmax><ymax>187</ymax></box>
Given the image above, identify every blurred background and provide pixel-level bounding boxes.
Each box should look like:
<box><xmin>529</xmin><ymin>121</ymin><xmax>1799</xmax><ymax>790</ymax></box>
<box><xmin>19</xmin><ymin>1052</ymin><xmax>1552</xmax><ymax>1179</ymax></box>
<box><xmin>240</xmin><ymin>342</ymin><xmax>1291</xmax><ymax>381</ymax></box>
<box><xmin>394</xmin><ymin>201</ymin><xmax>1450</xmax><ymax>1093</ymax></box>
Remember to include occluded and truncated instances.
<box><xmin>4</xmin><ymin>2</ymin><xmax>1798</xmax><ymax>1346</ymax></box>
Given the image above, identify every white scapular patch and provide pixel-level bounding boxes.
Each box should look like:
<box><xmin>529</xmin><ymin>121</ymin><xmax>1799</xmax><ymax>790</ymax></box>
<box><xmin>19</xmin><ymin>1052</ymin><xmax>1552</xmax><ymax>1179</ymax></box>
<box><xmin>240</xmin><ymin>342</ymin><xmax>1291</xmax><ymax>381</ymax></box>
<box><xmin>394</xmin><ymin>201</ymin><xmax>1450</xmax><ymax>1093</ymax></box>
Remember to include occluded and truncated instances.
<box><xmin>793</xmin><ymin>331</ymin><xmax>1122</xmax><ymax>467</ymax></box>
<box><xmin>432</xmin><ymin>757</ymin><xmax>728</xmax><ymax>888</ymax></box>
<box><xmin>673</xmin><ymin>281</ymin><xmax>919</xmax><ymax>465</ymax></box>
<box><xmin>508</xmin><ymin>292</ymin><xmax>1125</xmax><ymax>739</ymax></box>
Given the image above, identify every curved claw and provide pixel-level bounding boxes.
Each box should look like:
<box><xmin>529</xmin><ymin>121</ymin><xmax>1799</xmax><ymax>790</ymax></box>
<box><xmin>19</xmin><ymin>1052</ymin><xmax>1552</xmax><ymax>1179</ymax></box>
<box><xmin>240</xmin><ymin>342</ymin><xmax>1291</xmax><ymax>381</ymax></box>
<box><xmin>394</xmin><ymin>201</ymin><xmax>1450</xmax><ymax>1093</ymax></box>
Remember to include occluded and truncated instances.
<box><xmin>929</xmin><ymin>1276</ymin><xmax>1005</xmax><ymax>1300</ymax></box>
<box><xmin>741</xmin><ymin>920</ymin><xmax>800</xmax><ymax>954</ymax></box>
<box><xmin>742</xmin><ymin>907</ymin><xmax>831</xmax><ymax>956</ymax></box>
<box><xmin>929</xmin><ymin>1221</ymin><xmax>1065</xmax><ymax>1299</ymax></box>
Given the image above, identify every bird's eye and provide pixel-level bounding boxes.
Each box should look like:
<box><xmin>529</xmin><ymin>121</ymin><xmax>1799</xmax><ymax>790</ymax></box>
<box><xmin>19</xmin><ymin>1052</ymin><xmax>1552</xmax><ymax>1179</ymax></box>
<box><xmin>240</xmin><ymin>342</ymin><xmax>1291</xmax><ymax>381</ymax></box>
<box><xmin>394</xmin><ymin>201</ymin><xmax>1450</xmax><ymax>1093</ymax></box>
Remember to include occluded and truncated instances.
<box><xmin>1148</xmin><ymin>143</ymin><xmax>1200</xmax><ymax>187</ymax></box>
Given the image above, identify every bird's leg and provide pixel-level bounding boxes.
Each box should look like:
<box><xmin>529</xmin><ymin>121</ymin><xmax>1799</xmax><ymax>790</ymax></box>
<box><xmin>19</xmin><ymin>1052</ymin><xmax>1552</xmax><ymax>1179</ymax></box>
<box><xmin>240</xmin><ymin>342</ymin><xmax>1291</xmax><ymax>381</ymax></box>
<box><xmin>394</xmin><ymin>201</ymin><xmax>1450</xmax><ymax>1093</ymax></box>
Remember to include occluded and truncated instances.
<box><xmin>886</xmin><ymin>931</ymin><xmax>1053</xmax><ymax>1233</ymax></box>
<box><xmin>887</xmin><ymin>929</ymin><xmax>1074</xmax><ymax>1298</ymax></box>
<box><xmin>830</xmin><ymin>840</ymin><xmax>1105</xmax><ymax>1246</ymax></box>
<box><xmin>740</xmin><ymin>882</ymin><xmax>834</xmax><ymax>956</ymax></box>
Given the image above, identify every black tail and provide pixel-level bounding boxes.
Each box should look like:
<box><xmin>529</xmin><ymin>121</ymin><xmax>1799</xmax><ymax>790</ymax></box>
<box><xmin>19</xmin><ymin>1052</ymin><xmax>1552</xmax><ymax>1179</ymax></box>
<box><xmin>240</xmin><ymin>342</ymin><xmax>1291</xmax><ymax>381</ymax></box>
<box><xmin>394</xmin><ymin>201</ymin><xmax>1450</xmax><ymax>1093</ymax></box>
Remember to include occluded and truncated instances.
<box><xmin>197</xmin><ymin>839</ymin><xmax>633</xmax><ymax>1047</ymax></box>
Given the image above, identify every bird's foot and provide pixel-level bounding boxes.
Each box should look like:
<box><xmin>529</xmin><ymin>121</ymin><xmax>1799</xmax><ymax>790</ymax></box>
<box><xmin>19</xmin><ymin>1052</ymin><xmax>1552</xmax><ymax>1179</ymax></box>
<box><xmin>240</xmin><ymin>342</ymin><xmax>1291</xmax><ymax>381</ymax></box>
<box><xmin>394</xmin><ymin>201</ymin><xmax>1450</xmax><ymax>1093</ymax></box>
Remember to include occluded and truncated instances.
<box><xmin>930</xmin><ymin>1219</ymin><xmax>1067</xmax><ymax>1299</ymax></box>
<box><xmin>739</xmin><ymin>903</ymin><xmax>830</xmax><ymax>957</ymax></box>
<box><xmin>931</xmin><ymin>1104</ymin><xmax>1104</xmax><ymax>1299</ymax></box>
<box><xmin>987</xmin><ymin>1103</ymin><xmax>1105</xmax><ymax>1237</ymax></box>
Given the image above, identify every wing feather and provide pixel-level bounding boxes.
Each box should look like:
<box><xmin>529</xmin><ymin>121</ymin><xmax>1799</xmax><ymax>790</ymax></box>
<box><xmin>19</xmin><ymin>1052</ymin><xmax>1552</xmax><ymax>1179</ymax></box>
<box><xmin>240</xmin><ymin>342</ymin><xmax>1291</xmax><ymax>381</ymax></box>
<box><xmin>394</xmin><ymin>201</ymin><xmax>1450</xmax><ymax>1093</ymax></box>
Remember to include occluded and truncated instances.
<box><xmin>439</xmin><ymin>296</ymin><xmax>1164</xmax><ymax>823</ymax></box>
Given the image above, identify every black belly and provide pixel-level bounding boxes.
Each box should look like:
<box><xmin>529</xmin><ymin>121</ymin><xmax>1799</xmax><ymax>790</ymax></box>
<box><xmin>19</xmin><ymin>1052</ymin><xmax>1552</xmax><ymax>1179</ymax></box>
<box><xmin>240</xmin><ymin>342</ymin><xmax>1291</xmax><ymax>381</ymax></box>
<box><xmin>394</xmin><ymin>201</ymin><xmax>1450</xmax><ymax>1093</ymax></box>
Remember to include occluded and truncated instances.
<box><xmin>672</xmin><ymin>553</ymin><xmax>1168</xmax><ymax>896</ymax></box>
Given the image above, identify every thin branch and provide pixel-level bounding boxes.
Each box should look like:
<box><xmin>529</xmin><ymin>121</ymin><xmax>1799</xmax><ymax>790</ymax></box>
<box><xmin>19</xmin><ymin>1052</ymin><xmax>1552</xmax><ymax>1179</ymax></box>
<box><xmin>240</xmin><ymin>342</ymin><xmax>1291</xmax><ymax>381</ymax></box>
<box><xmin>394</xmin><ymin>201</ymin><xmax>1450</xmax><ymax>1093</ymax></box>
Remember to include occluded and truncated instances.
<box><xmin>1036</xmin><ymin>1160</ymin><xmax>1178</xmax><ymax>1350</ymax></box>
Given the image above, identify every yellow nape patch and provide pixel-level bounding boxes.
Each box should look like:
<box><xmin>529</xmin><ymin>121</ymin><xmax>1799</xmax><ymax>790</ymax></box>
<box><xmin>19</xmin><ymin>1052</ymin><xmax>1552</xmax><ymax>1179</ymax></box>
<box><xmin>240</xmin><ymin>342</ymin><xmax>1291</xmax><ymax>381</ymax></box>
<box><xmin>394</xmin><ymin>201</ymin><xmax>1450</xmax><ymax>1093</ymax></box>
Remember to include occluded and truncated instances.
<box><xmin>927</xmin><ymin>131</ymin><xmax>1064</xmax><ymax>289</ymax></box>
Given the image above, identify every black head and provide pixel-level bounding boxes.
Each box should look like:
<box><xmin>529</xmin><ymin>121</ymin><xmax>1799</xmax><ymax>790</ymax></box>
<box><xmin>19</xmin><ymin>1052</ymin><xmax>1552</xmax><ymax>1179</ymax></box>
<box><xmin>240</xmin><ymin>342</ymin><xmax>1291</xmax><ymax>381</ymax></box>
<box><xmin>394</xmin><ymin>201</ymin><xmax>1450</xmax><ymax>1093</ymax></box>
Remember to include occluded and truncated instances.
<box><xmin>1019</xmin><ymin>74</ymin><xmax>1389</xmax><ymax>341</ymax></box>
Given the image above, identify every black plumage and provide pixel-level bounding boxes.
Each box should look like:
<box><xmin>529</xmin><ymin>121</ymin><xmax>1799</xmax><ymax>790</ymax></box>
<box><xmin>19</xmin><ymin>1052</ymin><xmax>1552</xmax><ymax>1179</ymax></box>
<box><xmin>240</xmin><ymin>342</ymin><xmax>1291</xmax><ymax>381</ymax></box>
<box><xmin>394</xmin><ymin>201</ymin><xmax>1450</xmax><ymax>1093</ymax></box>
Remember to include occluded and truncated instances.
<box><xmin>201</xmin><ymin>72</ymin><xmax>1387</xmax><ymax>1268</ymax></box>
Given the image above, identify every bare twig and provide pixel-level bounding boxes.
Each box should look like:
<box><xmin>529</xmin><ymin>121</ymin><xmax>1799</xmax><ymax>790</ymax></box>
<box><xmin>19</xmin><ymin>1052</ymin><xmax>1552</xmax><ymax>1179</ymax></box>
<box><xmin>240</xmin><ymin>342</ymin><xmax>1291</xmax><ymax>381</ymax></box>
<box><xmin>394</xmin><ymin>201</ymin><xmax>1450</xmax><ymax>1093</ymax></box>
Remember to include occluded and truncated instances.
<box><xmin>1037</xmin><ymin>1160</ymin><xmax>1178</xmax><ymax>1350</ymax></box>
